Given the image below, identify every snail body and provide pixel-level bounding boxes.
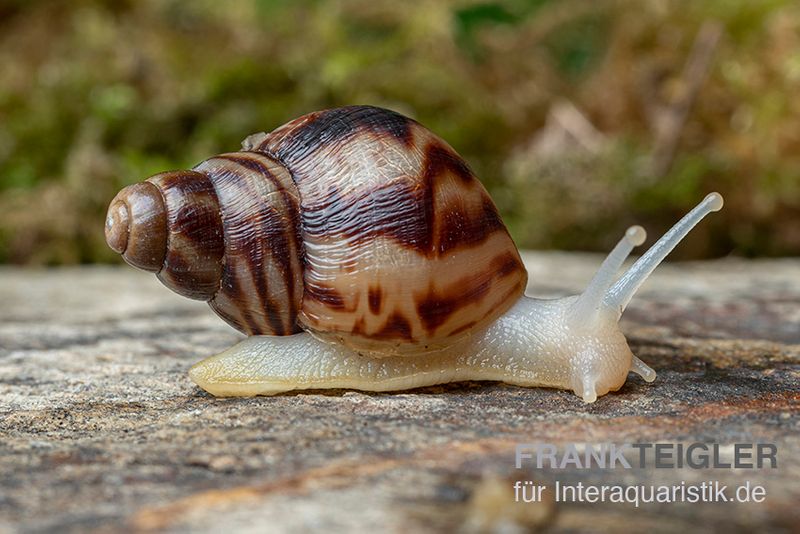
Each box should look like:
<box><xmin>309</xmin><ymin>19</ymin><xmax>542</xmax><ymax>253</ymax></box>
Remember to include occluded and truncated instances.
<box><xmin>106</xmin><ymin>106</ymin><xmax>723</xmax><ymax>402</ymax></box>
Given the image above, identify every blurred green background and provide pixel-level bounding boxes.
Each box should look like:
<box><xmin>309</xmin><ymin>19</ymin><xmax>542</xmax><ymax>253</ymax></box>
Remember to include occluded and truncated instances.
<box><xmin>0</xmin><ymin>0</ymin><xmax>798</xmax><ymax>265</ymax></box>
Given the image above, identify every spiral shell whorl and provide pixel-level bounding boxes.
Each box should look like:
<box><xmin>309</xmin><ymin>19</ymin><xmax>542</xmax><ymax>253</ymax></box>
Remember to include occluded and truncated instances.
<box><xmin>105</xmin><ymin>153</ymin><xmax>304</xmax><ymax>336</ymax></box>
<box><xmin>196</xmin><ymin>152</ymin><xmax>304</xmax><ymax>336</ymax></box>
<box><xmin>105</xmin><ymin>182</ymin><xmax>167</xmax><ymax>272</ymax></box>
<box><xmin>139</xmin><ymin>171</ymin><xmax>224</xmax><ymax>300</ymax></box>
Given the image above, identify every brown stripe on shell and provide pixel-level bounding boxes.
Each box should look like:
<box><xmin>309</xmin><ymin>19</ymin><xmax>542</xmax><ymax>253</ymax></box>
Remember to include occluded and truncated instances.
<box><xmin>423</xmin><ymin>141</ymin><xmax>474</xmax><ymax>184</ymax></box>
<box><xmin>373</xmin><ymin>312</ymin><xmax>414</xmax><ymax>341</ymax></box>
<box><xmin>416</xmin><ymin>273</ymin><xmax>492</xmax><ymax>334</ymax></box>
<box><xmin>491</xmin><ymin>251</ymin><xmax>525</xmax><ymax>279</ymax></box>
<box><xmin>300</xmin><ymin>180</ymin><xmax>434</xmax><ymax>254</ymax></box>
<box><xmin>147</xmin><ymin>170</ymin><xmax>224</xmax><ymax>301</ymax></box>
<box><xmin>438</xmin><ymin>275</ymin><xmax>525</xmax><ymax>340</ymax></box>
<box><xmin>220</xmin><ymin>196</ymin><xmax>291</xmax><ymax>335</ymax></box>
<box><xmin>214</xmin><ymin>152</ymin><xmax>304</xmax><ymax>320</ymax></box>
<box><xmin>436</xmin><ymin>196</ymin><xmax>505</xmax><ymax>254</ymax></box>
<box><xmin>254</xmin><ymin>106</ymin><xmax>414</xmax><ymax>163</ymax></box>
<box><xmin>195</xmin><ymin>152</ymin><xmax>304</xmax><ymax>336</ymax></box>
<box><xmin>415</xmin><ymin>251</ymin><xmax>526</xmax><ymax>335</ymax></box>
<box><xmin>368</xmin><ymin>286</ymin><xmax>382</xmax><ymax>315</ymax></box>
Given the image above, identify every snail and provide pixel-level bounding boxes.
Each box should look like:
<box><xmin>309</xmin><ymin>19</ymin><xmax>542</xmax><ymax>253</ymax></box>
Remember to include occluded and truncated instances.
<box><xmin>105</xmin><ymin>105</ymin><xmax>723</xmax><ymax>402</ymax></box>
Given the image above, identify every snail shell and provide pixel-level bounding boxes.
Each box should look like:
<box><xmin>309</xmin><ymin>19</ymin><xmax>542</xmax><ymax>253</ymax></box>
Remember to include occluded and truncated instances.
<box><xmin>106</xmin><ymin>106</ymin><xmax>527</xmax><ymax>355</ymax></box>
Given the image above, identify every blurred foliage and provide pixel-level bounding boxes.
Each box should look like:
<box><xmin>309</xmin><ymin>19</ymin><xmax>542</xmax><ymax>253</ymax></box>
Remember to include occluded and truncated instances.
<box><xmin>0</xmin><ymin>0</ymin><xmax>798</xmax><ymax>264</ymax></box>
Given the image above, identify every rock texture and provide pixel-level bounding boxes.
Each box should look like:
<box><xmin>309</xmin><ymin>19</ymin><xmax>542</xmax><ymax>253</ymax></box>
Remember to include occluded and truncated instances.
<box><xmin>0</xmin><ymin>254</ymin><xmax>798</xmax><ymax>533</ymax></box>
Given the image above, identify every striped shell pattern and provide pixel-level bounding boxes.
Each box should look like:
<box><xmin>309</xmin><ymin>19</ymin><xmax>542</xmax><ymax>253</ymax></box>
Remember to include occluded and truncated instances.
<box><xmin>105</xmin><ymin>106</ymin><xmax>528</xmax><ymax>355</ymax></box>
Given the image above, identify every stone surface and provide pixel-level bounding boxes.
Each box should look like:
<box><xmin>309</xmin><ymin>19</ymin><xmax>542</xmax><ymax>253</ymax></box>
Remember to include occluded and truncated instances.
<box><xmin>0</xmin><ymin>254</ymin><xmax>798</xmax><ymax>533</ymax></box>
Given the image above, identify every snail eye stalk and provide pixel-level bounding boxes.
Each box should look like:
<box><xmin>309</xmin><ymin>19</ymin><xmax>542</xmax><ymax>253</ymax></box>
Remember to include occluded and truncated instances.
<box><xmin>604</xmin><ymin>192</ymin><xmax>723</xmax><ymax>314</ymax></box>
<box><xmin>571</xmin><ymin>192</ymin><xmax>723</xmax><ymax>326</ymax></box>
<box><xmin>571</xmin><ymin>225</ymin><xmax>645</xmax><ymax>327</ymax></box>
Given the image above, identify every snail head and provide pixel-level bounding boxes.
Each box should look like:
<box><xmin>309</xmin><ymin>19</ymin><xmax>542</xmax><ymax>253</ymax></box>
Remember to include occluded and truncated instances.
<box><xmin>564</xmin><ymin>192</ymin><xmax>724</xmax><ymax>401</ymax></box>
